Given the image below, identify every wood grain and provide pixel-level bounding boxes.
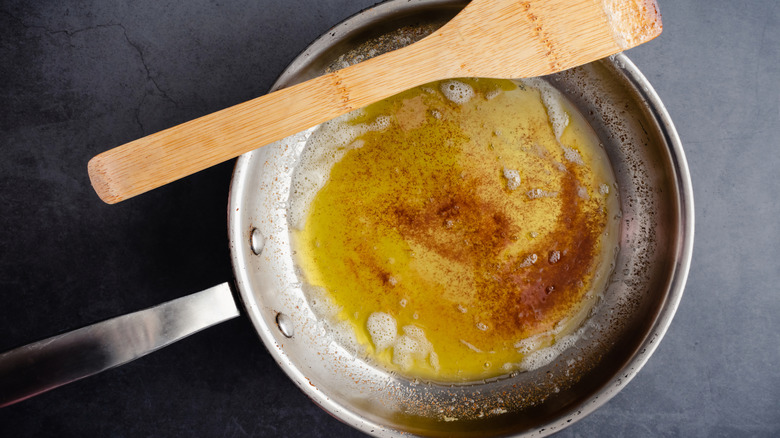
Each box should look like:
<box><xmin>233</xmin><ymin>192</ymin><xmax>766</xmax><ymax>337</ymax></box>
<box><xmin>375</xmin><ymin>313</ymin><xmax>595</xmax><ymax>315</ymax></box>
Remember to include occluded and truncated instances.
<box><xmin>88</xmin><ymin>0</ymin><xmax>661</xmax><ymax>204</ymax></box>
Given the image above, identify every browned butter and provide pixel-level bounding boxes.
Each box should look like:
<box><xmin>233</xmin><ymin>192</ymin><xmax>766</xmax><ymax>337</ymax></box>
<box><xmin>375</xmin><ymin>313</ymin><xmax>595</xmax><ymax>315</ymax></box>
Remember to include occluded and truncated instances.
<box><xmin>289</xmin><ymin>78</ymin><xmax>619</xmax><ymax>382</ymax></box>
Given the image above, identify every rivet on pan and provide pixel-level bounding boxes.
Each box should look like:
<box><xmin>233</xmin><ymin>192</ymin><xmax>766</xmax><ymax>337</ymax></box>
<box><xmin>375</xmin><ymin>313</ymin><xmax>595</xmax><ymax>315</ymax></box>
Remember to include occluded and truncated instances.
<box><xmin>250</xmin><ymin>227</ymin><xmax>266</xmax><ymax>255</ymax></box>
<box><xmin>276</xmin><ymin>313</ymin><xmax>294</xmax><ymax>338</ymax></box>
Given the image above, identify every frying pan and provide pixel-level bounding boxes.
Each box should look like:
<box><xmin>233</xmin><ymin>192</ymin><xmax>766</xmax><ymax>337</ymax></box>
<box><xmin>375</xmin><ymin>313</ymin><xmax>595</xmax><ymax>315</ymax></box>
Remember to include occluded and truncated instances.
<box><xmin>0</xmin><ymin>1</ymin><xmax>693</xmax><ymax>436</ymax></box>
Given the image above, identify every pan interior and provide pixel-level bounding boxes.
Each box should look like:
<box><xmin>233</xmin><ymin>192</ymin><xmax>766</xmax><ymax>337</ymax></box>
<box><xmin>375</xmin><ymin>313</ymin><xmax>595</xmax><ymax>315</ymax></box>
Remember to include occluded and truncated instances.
<box><xmin>228</xmin><ymin>1</ymin><xmax>691</xmax><ymax>436</ymax></box>
<box><xmin>286</xmin><ymin>76</ymin><xmax>622</xmax><ymax>384</ymax></box>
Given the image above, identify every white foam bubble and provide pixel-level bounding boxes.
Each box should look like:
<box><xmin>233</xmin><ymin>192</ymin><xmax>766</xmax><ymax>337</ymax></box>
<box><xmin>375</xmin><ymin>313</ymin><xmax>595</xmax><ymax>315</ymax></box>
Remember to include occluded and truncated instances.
<box><xmin>367</xmin><ymin>312</ymin><xmax>398</xmax><ymax>352</ymax></box>
<box><xmin>518</xmin><ymin>254</ymin><xmax>538</xmax><ymax>268</ymax></box>
<box><xmin>562</xmin><ymin>145</ymin><xmax>585</xmax><ymax>165</ymax></box>
<box><xmin>391</xmin><ymin>325</ymin><xmax>437</xmax><ymax>371</ymax></box>
<box><xmin>503</xmin><ymin>168</ymin><xmax>521</xmax><ymax>191</ymax></box>
<box><xmin>527</xmin><ymin>188</ymin><xmax>558</xmax><ymax>199</ymax></box>
<box><xmin>514</xmin><ymin>332</ymin><xmax>547</xmax><ymax>354</ymax></box>
<box><xmin>517</xmin><ymin>330</ymin><xmax>581</xmax><ymax>371</ymax></box>
<box><xmin>520</xmin><ymin>78</ymin><xmax>569</xmax><ymax>142</ymax></box>
<box><xmin>365</xmin><ymin>314</ymin><xmax>439</xmax><ymax>372</ymax></box>
<box><xmin>403</xmin><ymin>325</ymin><xmax>428</xmax><ymax>341</ymax></box>
<box><xmin>577</xmin><ymin>185</ymin><xmax>590</xmax><ymax>200</ymax></box>
<box><xmin>392</xmin><ymin>334</ymin><xmax>421</xmax><ymax>370</ymax></box>
<box><xmin>509</xmin><ymin>316</ymin><xmax>589</xmax><ymax>372</ymax></box>
<box><xmin>369</xmin><ymin>115</ymin><xmax>391</xmax><ymax>131</ymax></box>
<box><xmin>440</xmin><ymin>80</ymin><xmax>474</xmax><ymax>105</ymax></box>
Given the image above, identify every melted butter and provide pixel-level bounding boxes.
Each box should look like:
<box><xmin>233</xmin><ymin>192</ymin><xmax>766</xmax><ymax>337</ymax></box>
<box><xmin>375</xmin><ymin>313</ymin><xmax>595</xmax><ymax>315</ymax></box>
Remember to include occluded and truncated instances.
<box><xmin>290</xmin><ymin>78</ymin><xmax>619</xmax><ymax>382</ymax></box>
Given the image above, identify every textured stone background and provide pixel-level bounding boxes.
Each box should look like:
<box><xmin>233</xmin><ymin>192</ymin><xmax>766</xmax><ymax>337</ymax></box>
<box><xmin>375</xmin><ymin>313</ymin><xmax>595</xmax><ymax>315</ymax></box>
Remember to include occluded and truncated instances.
<box><xmin>1</xmin><ymin>0</ymin><xmax>778</xmax><ymax>436</ymax></box>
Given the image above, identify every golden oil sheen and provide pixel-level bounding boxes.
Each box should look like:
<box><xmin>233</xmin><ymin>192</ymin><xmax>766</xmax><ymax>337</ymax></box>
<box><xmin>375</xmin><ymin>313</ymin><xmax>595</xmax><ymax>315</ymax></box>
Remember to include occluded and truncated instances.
<box><xmin>290</xmin><ymin>78</ymin><xmax>619</xmax><ymax>382</ymax></box>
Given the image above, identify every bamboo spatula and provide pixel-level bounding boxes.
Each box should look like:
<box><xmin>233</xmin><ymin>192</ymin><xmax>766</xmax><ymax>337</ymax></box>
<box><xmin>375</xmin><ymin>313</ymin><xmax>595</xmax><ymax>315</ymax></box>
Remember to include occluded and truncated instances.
<box><xmin>88</xmin><ymin>0</ymin><xmax>661</xmax><ymax>204</ymax></box>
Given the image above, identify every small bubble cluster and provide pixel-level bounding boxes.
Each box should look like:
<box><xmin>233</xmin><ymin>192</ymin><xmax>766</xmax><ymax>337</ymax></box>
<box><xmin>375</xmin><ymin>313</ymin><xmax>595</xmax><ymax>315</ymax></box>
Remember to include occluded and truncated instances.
<box><xmin>367</xmin><ymin>312</ymin><xmax>440</xmax><ymax>372</ymax></box>
<box><xmin>440</xmin><ymin>80</ymin><xmax>475</xmax><ymax>104</ymax></box>
<box><xmin>503</xmin><ymin>168</ymin><xmax>522</xmax><ymax>190</ymax></box>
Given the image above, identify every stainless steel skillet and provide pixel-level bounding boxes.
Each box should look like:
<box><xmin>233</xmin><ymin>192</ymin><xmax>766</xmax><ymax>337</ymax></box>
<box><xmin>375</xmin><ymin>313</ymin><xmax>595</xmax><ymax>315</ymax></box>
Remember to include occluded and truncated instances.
<box><xmin>0</xmin><ymin>1</ymin><xmax>693</xmax><ymax>436</ymax></box>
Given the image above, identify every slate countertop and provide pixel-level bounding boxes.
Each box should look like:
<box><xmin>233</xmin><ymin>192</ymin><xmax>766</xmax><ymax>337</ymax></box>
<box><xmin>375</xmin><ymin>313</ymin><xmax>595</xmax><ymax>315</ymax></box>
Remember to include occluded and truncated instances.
<box><xmin>1</xmin><ymin>0</ymin><xmax>778</xmax><ymax>436</ymax></box>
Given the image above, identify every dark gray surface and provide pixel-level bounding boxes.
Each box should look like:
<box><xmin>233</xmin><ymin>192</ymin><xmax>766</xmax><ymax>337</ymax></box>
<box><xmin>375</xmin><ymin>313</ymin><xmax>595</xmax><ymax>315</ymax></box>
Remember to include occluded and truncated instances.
<box><xmin>1</xmin><ymin>0</ymin><xmax>777</xmax><ymax>436</ymax></box>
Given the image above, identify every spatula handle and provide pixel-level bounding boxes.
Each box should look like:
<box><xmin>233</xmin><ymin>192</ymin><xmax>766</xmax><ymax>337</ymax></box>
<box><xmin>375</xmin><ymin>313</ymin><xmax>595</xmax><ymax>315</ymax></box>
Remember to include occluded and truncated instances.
<box><xmin>87</xmin><ymin>42</ymin><xmax>445</xmax><ymax>204</ymax></box>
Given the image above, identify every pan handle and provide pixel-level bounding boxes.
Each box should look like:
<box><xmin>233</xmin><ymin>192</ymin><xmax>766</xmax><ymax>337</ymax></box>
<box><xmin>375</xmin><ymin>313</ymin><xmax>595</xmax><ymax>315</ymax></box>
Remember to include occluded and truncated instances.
<box><xmin>0</xmin><ymin>283</ymin><xmax>240</xmax><ymax>407</ymax></box>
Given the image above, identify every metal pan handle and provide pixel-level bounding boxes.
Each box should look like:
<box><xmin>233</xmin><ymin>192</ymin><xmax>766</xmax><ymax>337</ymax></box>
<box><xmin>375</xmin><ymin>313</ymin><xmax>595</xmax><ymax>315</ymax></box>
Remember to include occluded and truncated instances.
<box><xmin>0</xmin><ymin>283</ymin><xmax>239</xmax><ymax>407</ymax></box>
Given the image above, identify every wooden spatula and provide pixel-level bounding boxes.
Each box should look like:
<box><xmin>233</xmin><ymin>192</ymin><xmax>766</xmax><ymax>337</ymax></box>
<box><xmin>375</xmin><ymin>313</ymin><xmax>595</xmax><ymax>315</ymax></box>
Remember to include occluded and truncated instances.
<box><xmin>88</xmin><ymin>0</ymin><xmax>661</xmax><ymax>204</ymax></box>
